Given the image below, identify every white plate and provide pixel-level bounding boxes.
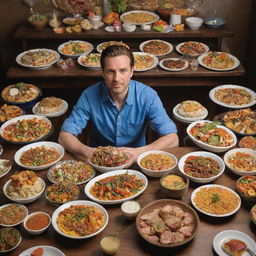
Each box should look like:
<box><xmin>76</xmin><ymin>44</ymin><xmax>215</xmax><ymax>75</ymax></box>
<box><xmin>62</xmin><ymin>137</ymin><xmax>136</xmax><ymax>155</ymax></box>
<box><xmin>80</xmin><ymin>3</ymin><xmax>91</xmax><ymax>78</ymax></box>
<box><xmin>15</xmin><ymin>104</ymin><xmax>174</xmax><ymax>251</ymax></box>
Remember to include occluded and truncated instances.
<box><xmin>139</xmin><ymin>40</ymin><xmax>173</xmax><ymax>56</ymax></box>
<box><xmin>0</xmin><ymin>114</ymin><xmax>52</xmax><ymax>144</ymax></box>
<box><xmin>16</xmin><ymin>48</ymin><xmax>60</xmax><ymax>70</ymax></box>
<box><xmin>0</xmin><ymin>203</ymin><xmax>28</xmax><ymax>227</ymax></box>
<box><xmin>51</xmin><ymin>200</ymin><xmax>108</xmax><ymax>239</ymax></box>
<box><xmin>213</xmin><ymin>230</ymin><xmax>256</xmax><ymax>256</ymax></box>
<box><xmin>224</xmin><ymin>148</ymin><xmax>256</xmax><ymax>176</ymax></box>
<box><xmin>209</xmin><ymin>84</ymin><xmax>256</xmax><ymax>109</ymax></box>
<box><xmin>191</xmin><ymin>184</ymin><xmax>241</xmax><ymax>217</ymax></box>
<box><xmin>198</xmin><ymin>51</ymin><xmax>240</xmax><ymax>71</ymax></box>
<box><xmin>47</xmin><ymin>160</ymin><xmax>95</xmax><ymax>185</ymax></box>
<box><xmin>133</xmin><ymin>52</ymin><xmax>159</xmax><ymax>72</ymax></box>
<box><xmin>19</xmin><ymin>245</ymin><xmax>65</xmax><ymax>256</ymax></box>
<box><xmin>84</xmin><ymin>169</ymin><xmax>148</xmax><ymax>205</ymax></box>
<box><xmin>96</xmin><ymin>41</ymin><xmax>129</xmax><ymax>53</ymax></box>
<box><xmin>14</xmin><ymin>141</ymin><xmax>65</xmax><ymax>171</ymax></box>
<box><xmin>0</xmin><ymin>159</ymin><xmax>12</xmax><ymax>178</ymax></box>
<box><xmin>32</xmin><ymin>99</ymin><xmax>68</xmax><ymax>117</ymax></box>
<box><xmin>77</xmin><ymin>53</ymin><xmax>101</xmax><ymax>69</ymax></box>
<box><xmin>176</xmin><ymin>41</ymin><xmax>209</xmax><ymax>58</ymax></box>
<box><xmin>120</xmin><ymin>10</ymin><xmax>159</xmax><ymax>25</ymax></box>
<box><xmin>57</xmin><ymin>40</ymin><xmax>93</xmax><ymax>58</ymax></box>
<box><xmin>173</xmin><ymin>103</ymin><xmax>208</xmax><ymax>123</ymax></box>
<box><xmin>159</xmin><ymin>58</ymin><xmax>189</xmax><ymax>72</ymax></box>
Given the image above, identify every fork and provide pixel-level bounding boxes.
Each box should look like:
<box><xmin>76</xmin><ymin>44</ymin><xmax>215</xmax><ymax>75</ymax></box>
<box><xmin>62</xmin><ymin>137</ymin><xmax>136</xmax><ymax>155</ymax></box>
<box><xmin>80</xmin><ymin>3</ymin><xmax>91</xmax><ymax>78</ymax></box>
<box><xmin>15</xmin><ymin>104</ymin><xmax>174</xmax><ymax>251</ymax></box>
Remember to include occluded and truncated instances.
<box><xmin>247</xmin><ymin>248</ymin><xmax>256</xmax><ymax>256</ymax></box>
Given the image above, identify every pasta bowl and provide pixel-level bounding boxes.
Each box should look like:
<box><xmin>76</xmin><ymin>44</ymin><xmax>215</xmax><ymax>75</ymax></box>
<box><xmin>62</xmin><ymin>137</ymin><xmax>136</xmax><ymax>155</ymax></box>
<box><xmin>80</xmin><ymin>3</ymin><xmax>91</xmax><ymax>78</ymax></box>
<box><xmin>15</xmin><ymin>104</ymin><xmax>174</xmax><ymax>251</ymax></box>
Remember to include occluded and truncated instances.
<box><xmin>14</xmin><ymin>141</ymin><xmax>64</xmax><ymax>171</ymax></box>
<box><xmin>51</xmin><ymin>200</ymin><xmax>109</xmax><ymax>239</ymax></box>
<box><xmin>236</xmin><ymin>176</ymin><xmax>256</xmax><ymax>203</ymax></box>
<box><xmin>178</xmin><ymin>151</ymin><xmax>225</xmax><ymax>183</ymax></box>
<box><xmin>3</xmin><ymin>178</ymin><xmax>45</xmax><ymax>204</ymax></box>
<box><xmin>137</xmin><ymin>150</ymin><xmax>178</xmax><ymax>178</ymax></box>
<box><xmin>224</xmin><ymin>148</ymin><xmax>256</xmax><ymax>176</ymax></box>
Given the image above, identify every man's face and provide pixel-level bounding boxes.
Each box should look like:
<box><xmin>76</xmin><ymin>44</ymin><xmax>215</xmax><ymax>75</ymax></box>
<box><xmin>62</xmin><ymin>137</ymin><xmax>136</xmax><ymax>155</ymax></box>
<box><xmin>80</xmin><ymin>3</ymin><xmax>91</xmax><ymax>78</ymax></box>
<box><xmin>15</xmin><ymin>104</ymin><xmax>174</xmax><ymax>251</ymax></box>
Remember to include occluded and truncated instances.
<box><xmin>102</xmin><ymin>55</ymin><xmax>133</xmax><ymax>97</ymax></box>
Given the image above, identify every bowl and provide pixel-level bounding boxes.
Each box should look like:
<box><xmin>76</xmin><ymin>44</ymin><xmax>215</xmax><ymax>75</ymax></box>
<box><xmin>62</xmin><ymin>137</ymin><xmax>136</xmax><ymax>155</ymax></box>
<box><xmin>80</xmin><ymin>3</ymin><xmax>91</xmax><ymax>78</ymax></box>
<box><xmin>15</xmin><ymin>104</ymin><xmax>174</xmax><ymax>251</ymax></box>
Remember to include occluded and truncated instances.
<box><xmin>122</xmin><ymin>22</ymin><xmax>136</xmax><ymax>32</ymax></box>
<box><xmin>14</xmin><ymin>141</ymin><xmax>65</xmax><ymax>171</ymax></box>
<box><xmin>3</xmin><ymin>177</ymin><xmax>45</xmax><ymax>204</ymax></box>
<box><xmin>0</xmin><ymin>227</ymin><xmax>21</xmax><ymax>253</ymax></box>
<box><xmin>156</xmin><ymin>8</ymin><xmax>172</xmax><ymax>22</ymax></box>
<box><xmin>28</xmin><ymin>13</ymin><xmax>48</xmax><ymax>28</ymax></box>
<box><xmin>45</xmin><ymin>182</ymin><xmax>80</xmax><ymax>206</ymax></box>
<box><xmin>204</xmin><ymin>17</ymin><xmax>225</xmax><ymax>29</ymax></box>
<box><xmin>121</xmin><ymin>200</ymin><xmax>141</xmax><ymax>220</ymax></box>
<box><xmin>187</xmin><ymin>120</ymin><xmax>237</xmax><ymax>153</ymax></box>
<box><xmin>100</xmin><ymin>235</ymin><xmax>121</xmax><ymax>255</ymax></box>
<box><xmin>51</xmin><ymin>200</ymin><xmax>109</xmax><ymax>239</ymax></box>
<box><xmin>23</xmin><ymin>211</ymin><xmax>51</xmax><ymax>235</ymax></box>
<box><xmin>239</xmin><ymin>136</ymin><xmax>256</xmax><ymax>150</ymax></box>
<box><xmin>137</xmin><ymin>150</ymin><xmax>178</xmax><ymax>178</ymax></box>
<box><xmin>224</xmin><ymin>148</ymin><xmax>256</xmax><ymax>176</ymax></box>
<box><xmin>185</xmin><ymin>17</ymin><xmax>203</xmax><ymax>30</ymax></box>
<box><xmin>236</xmin><ymin>176</ymin><xmax>256</xmax><ymax>203</ymax></box>
<box><xmin>250</xmin><ymin>205</ymin><xmax>256</xmax><ymax>225</ymax></box>
<box><xmin>136</xmin><ymin>199</ymin><xmax>199</xmax><ymax>247</ymax></box>
<box><xmin>178</xmin><ymin>151</ymin><xmax>225</xmax><ymax>183</ymax></box>
<box><xmin>160</xmin><ymin>173</ymin><xmax>189</xmax><ymax>198</ymax></box>
<box><xmin>0</xmin><ymin>203</ymin><xmax>28</xmax><ymax>227</ymax></box>
<box><xmin>0</xmin><ymin>159</ymin><xmax>12</xmax><ymax>179</ymax></box>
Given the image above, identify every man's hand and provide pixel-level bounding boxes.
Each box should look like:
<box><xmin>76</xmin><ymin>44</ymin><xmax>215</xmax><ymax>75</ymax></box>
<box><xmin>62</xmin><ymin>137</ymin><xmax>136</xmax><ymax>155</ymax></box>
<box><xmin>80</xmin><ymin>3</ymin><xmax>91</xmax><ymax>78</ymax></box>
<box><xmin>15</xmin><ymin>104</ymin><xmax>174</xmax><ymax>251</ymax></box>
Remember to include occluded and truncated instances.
<box><xmin>118</xmin><ymin>147</ymin><xmax>142</xmax><ymax>167</ymax></box>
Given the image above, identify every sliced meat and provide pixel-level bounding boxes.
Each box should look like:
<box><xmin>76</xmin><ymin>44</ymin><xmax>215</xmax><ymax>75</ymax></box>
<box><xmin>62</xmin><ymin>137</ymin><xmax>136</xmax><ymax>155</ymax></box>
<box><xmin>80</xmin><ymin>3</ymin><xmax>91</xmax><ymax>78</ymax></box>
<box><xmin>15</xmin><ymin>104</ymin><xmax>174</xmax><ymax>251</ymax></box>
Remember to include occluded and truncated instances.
<box><xmin>182</xmin><ymin>212</ymin><xmax>194</xmax><ymax>226</ymax></box>
<box><xmin>164</xmin><ymin>216</ymin><xmax>182</xmax><ymax>231</ymax></box>
<box><xmin>160</xmin><ymin>230</ymin><xmax>175</xmax><ymax>245</ymax></box>
<box><xmin>174</xmin><ymin>232</ymin><xmax>185</xmax><ymax>243</ymax></box>
<box><xmin>178</xmin><ymin>224</ymin><xmax>194</xmax><ymax>238</ymax></box>
<box><xmin>139</xmin><ymin>221</ymin><xmax>150</xmax><ymax>228</ymax></box>
<box><xmin>145</xmin><ymin>235</ymin><xmax>159</xmax><ymax>243</ymax></box>
<box><xmin>140</xmin><ymin>226</ymin><xmax>153</xmax><ymax>235</ymax></box>
<box><xmin>140</xmin><ymin>208</ymin><xmax>160</xmax><ymax>225</ymax></box>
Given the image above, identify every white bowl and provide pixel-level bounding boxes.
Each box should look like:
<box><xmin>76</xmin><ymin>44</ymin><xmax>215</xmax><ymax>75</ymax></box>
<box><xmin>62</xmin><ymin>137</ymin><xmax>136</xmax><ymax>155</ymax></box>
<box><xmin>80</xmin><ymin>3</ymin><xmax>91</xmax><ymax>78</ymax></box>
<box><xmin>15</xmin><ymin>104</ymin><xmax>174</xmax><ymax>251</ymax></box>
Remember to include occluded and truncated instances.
<box><xmin>51</xmin><ymin>200</ymin><xmax>109</xmax><ymax>239</ymax></box>
<box><xmin>122</xmin><ymin>22</ymin><xmax>136</xmax><ymax>32</ymax></box>
<box><xmin>89</xmin><ymin>160</ymin><xmax>128</xmax><ymax>173</ymax></box>
<box><xmin>14</xmin><ymin>141</ymin><xmax>65</xmax><ymax>171</ymax></box>
<box><xmin>0</xmin><ymin>159</ymin><xmax>12</xmax><ymax>179</ymax></box>
<box><xmin>121</xmin><ymin>200</ymin><xmax>141</xmax><ymax>220</ymax></box>
<box><xmin>137</xmin><ymin>150</ymin><xmax>178</xmax><ymax>178</ymax></box>
<box><xmin>23</xmin><ymin>211</ymin><xmax>51</xmax><ymax>235</ymax></box>
<box><xmin>0</xmin><ymin>203</ymin><xmax>28</xmax><ymax>227</ymax></box>
<box><xmin>187</xmin><ymin>120</ymin><xmax>237</xmax><ymax>153</ymax></box>
<box><xmin>0</xmin><ymin>227</ymin><xmax>21</xmax><ymax>253</ymax></box>
<box><xmin>178</xmin><ymin>151</ymin><xmax>225</xmax><ymax>183</ymax></box>
<box><xmin>3</xmin><ymin>178</ymin><xmax>45</xmax><ymax>204</ymax></box>
<box><xmin>224</xmin><ymin>148</ymin><xmax>256</xmax><ymax>176</ymax></box>
<box><xmin>185</xmin><ymin>17</ymin><xmax>203</xmax><ymax>30</ymax></box>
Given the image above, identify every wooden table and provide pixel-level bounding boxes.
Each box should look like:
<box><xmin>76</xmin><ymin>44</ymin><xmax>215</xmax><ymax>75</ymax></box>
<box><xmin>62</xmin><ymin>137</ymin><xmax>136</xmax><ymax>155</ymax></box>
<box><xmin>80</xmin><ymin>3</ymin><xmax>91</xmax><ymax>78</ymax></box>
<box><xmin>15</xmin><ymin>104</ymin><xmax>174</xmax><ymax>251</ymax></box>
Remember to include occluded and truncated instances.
<box><xmin>0</xmin><ymin>141</ymin><xmax>255</xmax><ymax>256</ymax></box>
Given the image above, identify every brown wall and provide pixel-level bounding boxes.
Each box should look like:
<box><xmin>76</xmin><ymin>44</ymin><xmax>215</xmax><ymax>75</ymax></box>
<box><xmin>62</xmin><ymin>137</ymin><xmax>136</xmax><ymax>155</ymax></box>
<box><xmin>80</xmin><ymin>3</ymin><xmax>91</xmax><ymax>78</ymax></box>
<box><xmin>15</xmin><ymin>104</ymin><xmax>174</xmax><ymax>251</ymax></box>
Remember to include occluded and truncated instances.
<box><xmin>0</xmin><ymin>0</ymin><xmax>253</xmax><ymax>83</ymax></box>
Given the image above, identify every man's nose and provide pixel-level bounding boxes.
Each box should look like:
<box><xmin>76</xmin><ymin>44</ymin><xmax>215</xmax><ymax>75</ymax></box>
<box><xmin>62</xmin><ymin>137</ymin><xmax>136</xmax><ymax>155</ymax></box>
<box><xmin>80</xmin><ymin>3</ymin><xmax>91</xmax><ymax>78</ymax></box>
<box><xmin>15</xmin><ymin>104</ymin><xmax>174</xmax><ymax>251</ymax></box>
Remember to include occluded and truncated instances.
<box><xmin>114</xmin><ymin>72</ymin><xmax>120</xmax><ymax>81</ymax></box>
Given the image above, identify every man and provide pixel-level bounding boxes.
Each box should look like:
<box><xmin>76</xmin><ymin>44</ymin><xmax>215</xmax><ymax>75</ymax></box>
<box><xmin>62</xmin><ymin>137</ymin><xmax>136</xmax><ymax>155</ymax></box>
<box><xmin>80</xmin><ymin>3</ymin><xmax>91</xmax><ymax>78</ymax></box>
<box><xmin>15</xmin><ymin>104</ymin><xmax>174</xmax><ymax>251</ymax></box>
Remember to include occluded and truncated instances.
<box><xmin>58</xmin><ymin>45</ymin><xmax>178</xmax><ymax>166</ymax></box>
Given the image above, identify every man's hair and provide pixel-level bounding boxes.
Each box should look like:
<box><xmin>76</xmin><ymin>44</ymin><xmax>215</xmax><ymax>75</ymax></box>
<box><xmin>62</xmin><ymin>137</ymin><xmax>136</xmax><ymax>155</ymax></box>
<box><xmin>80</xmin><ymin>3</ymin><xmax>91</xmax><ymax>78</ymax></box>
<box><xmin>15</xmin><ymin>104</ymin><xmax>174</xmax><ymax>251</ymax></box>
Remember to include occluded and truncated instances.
<box><xmin>100</xmin><ymin>45</ymin><xmax>134</xmax><ymax>69</ymax></box>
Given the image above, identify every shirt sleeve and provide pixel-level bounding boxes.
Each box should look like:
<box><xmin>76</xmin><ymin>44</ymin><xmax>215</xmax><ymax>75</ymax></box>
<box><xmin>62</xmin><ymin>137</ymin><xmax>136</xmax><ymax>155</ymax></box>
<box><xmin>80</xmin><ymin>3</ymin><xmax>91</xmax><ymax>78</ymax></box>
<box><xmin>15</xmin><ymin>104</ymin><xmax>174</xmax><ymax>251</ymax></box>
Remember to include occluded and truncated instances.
<box><xmin>61</xmin><ymin>90</ymin><xmax>91</xmax><ymax>136</ymax></box>
<box><xmin>147</xmin><ymin>90</ymin><xmax>177</xmax><ymax>136</ymax></box>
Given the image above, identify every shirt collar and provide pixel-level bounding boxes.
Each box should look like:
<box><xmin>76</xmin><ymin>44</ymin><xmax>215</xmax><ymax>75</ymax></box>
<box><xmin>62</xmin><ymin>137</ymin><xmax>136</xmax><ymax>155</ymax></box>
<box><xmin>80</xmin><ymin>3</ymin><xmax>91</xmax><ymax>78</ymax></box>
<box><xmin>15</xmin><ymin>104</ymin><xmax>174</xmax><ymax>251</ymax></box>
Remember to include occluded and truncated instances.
<box><xmin>101</xmin><ymin>80</ymin><xmax>134</xmax><ymax>106</ymax></box>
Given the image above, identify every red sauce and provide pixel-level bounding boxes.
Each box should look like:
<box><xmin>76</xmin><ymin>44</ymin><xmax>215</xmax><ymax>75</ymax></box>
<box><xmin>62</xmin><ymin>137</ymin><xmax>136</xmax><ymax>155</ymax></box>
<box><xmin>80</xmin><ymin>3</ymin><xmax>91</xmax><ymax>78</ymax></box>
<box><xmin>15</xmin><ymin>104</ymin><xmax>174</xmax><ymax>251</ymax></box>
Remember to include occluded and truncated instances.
<box><xmin>26</xmin><ymin>213</ymin><xmax>49</xmax><ymax>230</ymax></box>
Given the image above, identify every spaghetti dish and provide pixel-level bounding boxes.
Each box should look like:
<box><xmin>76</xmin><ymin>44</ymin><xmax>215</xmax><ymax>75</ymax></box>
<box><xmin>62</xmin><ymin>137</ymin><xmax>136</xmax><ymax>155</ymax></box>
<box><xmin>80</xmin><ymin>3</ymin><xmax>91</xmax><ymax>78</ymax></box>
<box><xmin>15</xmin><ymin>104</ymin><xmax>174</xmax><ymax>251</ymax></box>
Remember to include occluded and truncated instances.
<box><xmin>122</xmin><ymin>12</ymin><xmax>156</xmax><ymax>24</ymax></box>
<box><xmin>179</xmin><ymin>41</ymin><xmax>207</xmax><ymax>56</ymax></box>
<box><xmin>79</xmin><ymin>53</ymin><xmax>101</xmax><ymax>68</ymax></box>
<box><xmin>90</xmin><ymin>146</ymin><xmax>128</xmax><ymax>167</ymax></box>
<box><xmin>184</xmin><ymin>155</ymin><xmax>220</xmax><ymax>178</ymax></box>
<box><xmin>223</xmin><ymin>108</ymin><xmax>256</xmax><ymax>135</ymax></box>
<box><xmin>2</xmin><ymin>118</ymin><xmax>51</xmax><ymax>143</ymax></box>
<box><xmin>193</xmin><ymin>186</ymin><xmax>240</xmax><ymax>215</ymax></box>
<box><xmin>142</xmin><ymin>40</ymin><xmax>171</xmax><ymax>55</ymax></box>
<box><xmin>140</xmin><ymin>153</ymin><xmax>175</xmax><ymax>171</ymax></box>
<box><xmin>20</xmin><ymin>49</ymin><xmax>58</xmax><ymax>67</ymax></box>
<box><xmin>239</xmin><ymin>136</ymin><xmax>256</xmax><ymax>150</ymax></box>
<box><xmin>237</xmin><ymin>176</ymin><xmax>256</xmax><ymax>197</ymax></box>
<box><xmin>0</xmin><ymin>104</ymin><xmax>23</xmax><ymax>123</ymax></box>
<box><xmin>56</xmin><ymin>205</ymin><xmax>105</xmax><ymax>237</ymax></box>
<box><xmin>49</xmin><ymin>160</ymin><xmax>94</xmax><ymax>184</ymax></box>
<box><xmin>189</xmin><ymin>121</ymin><xmax>234</xmax><ymax>147</ymax></box>
<box><xmin>20</xmin><ymin>145</ymin><xmax>60</xmax><ymax>167</ymax></box>
<box><xmin>59</xmin><ymin>41</ymin><xmax>92</xmax><ymax>56</ymax></box>
<box><xmin>134</xmin><ymin>53</ymin><xmax>156</xmax><ymax>71</ymax></box>
<box><xmin>1</xmin><ymin>82</ymin><xmax>40</xmax><ymax>103</ymax></box>
<box><xmin>89</xmin><ymin>172</ymin><xmax>145</xmax><ymax>201</ymax></box>
<box><xmin>202</xmin><ymin>51</ymin><xmax>235</xmax><ymax>69</ymax></box>
<box><xmin>97</xmin><ymin>41</ymin><xmax>129</xmax><ymax>53</ymax></box>
<box><xmin>214</xmin><ymin>87</ymin><xmax>253</xmax><ymax>106</ymax></box>
<box><xmin>226</xmin><ymin>151</ymin><xmax>256</xmax><ymax>172</ymax></box>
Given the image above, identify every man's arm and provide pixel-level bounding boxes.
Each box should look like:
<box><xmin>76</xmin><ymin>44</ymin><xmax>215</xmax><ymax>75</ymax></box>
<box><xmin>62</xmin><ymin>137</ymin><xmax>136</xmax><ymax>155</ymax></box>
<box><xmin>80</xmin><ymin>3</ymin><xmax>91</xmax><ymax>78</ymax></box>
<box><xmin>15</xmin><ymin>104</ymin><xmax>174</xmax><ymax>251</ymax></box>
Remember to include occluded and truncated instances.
<box><xmin>120</xmin><ymin>133</ymin><xmax>179</xmax><ymax>167</ymax></box>
<box><xmin>58</xmin><ymin>131</ymin><xmax>95</xmax><ymax>163</ymax></box>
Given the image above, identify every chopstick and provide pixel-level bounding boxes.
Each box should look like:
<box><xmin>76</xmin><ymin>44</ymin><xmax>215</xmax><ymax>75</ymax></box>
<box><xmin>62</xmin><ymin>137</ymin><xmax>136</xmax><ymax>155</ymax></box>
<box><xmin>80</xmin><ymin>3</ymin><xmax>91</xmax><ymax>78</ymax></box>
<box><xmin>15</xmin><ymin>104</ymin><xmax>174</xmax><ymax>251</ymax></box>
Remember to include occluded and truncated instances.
<box><xmin>247</xmin><ymin>248</ymin><xmax>256</xmax><ymax>256</ymax></box>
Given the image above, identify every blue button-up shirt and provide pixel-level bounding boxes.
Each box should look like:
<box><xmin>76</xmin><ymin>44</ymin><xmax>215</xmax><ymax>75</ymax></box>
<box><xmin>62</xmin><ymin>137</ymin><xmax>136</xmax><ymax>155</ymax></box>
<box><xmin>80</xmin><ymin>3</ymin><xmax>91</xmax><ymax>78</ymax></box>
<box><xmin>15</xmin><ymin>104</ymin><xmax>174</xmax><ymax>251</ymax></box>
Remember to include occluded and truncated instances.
<box><xmin>61</xmin><ymin>80</ymin><xmax>177</xmax><ymax>147</ymax></box>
